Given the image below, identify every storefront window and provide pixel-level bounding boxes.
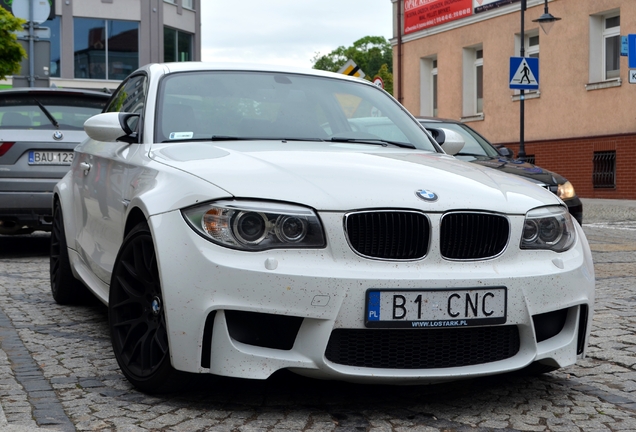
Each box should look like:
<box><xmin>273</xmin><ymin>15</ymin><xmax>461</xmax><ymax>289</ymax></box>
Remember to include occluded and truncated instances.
<box><xmin>74</xmin><ymin>18</ymin><xmax>138</xmax><ymax>80</ymax></box>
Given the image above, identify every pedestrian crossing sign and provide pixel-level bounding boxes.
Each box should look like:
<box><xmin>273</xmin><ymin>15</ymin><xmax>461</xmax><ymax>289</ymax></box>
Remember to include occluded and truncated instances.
<box><xmin>509</xmin><ymin>57</ymin><xmax>539</xmax><ymax>90</ymax></box>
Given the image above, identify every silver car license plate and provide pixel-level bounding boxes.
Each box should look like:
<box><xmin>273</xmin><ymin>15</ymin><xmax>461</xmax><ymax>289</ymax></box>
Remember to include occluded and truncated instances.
<box><xmin>28</xmin><ymin>151</ymin><xmax>74</xmax><ymax>165</ymax></box>
<box><xmin>365</xmin><ymin>288</ymin><xmax>507</xmax><ymax>328</ymax></box>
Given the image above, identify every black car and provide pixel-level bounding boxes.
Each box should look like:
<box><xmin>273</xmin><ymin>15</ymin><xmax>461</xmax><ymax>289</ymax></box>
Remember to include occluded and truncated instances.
<box><xmin>418</xmin><ymin>117</ymin><xmax>583</xmax><ymax>225</ymax></box>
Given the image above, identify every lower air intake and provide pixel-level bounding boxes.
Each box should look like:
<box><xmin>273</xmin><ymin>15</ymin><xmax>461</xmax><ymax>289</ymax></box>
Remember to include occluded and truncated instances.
<box><xmin>325</xmin><ymin>326</ymin><xmax>520</xmax><ymax>369</ymax></box>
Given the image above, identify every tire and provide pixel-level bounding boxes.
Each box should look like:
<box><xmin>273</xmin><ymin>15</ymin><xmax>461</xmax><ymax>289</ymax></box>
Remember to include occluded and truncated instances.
<box><xmin>50</xmin><ymin>200</ymin><xmax>88</xmax><ymax>304</ymax></box>
<box><xmin>108</xmin><ymin>222</ymin><xmax>189</xmax><ymax>394</ymax></box>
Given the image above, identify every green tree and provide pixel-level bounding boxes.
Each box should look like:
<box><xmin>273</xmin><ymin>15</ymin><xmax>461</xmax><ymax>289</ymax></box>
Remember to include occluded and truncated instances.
<box><xmin>0</xmin><ymin>6</ymin><xmax>26</xmax><ymax>79</ymax></box>
<box><xmin>312</xmin><ymin>36</ymin><xmax>393</xmax><ymax>94</ymax></box>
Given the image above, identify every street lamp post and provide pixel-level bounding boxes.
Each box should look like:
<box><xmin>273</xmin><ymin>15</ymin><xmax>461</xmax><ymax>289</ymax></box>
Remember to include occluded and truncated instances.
<box><xmin>519</xmin><ymin>0</ymin><xmax>527</xmax><ymax>161</ymax></box>
<box><xmin>518</xmin><ymin>0</ymin><xmax>560</xmax><ymax>161</ymax></box>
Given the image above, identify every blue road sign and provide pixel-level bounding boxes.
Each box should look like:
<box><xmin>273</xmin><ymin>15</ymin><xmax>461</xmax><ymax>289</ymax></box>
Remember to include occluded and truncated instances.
<box><xmin>629</xmin><ymin>34</ymin><xmax>636</xmax><ymax>68</ymax></box>
<box><xmin>510</xmin><ymin>57</ymin><xmax>539</xmax><ymax>90</ymax></box>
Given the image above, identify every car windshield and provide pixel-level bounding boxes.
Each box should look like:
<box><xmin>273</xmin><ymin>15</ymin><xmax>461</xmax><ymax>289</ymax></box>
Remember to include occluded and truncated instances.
<box><xmin>422</xmin><ymin>121</ymin><xmax>500</xmax><ymax>158</ymax></box>
<box><xmin>156</xmin><ymin>71</ymin><xmax>438</xmax><ymax>151</ymax></box>
<box><xmin>0</xmin><ymin>93</ymin><xmax>106</xmax><ymax>130</ymax></box>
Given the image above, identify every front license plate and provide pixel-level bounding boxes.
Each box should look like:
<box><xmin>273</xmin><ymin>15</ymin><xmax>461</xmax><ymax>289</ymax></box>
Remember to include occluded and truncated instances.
<box><xmin>365</xmin><ymin>288</ymin><xmax>507</xmax><ymax>328</ymax></box>
<box><xmin>28</xmin><ymin>151</ymin><xmax>74</xmax><ymax>165</ymax></box>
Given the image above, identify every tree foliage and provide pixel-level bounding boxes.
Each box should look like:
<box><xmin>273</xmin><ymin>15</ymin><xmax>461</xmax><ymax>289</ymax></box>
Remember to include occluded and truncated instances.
<box><xmin>0</xmin><ymin>7</ymin><xmax>26</xmax><ymax>80</ymax></box>
<box><xmin>312</xmin><ymin>36</ymin><xmax>394</xmax><ymax>94</ymax></box>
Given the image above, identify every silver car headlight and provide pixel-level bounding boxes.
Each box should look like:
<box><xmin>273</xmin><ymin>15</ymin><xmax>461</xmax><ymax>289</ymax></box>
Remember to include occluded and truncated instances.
<box><xmin>521</xmin><ymin>206</ymin><xmax>576</xmax><ymax>252</ymax></box>
<box><xmin>557</xmin><ymin>181</ymin><xmax>576</xmax><ymax>200</ymax></box>
<box><xmin>182</xmin><ymin>200</ymin><xmax>326</xmax><ymax>251</ymax></box>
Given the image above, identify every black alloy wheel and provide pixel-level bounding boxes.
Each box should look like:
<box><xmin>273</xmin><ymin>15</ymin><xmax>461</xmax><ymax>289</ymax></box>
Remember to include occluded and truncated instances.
<box><xmin>50</xmin><ymin>200</ymin><xmax>87</xmax><ymax>304</ymax></box>
<box><xmin>109</xmin><ymin>222</ymin><xmax>188</xmax><ymax>393</ymax></box>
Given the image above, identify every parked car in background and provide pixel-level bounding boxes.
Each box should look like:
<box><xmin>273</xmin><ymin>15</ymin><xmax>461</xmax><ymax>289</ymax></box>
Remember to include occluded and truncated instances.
<box><xmin>418</xmin><ymin>117</ymin><xmax>583</xmax><ymax>225</ymax></box>
<box><xmin>52</xmin><ymin>63</ymin><xmax>593</xmax><ymax>393</ymax></box>
<box><xmin>0</xmin><ymin>88</ymin><xmax>110</xmax><ymax>235</ymax></box>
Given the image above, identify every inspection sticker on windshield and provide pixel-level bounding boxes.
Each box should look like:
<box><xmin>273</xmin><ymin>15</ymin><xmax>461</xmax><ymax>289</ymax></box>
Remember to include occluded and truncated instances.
<box><xmin>28</xmin><ymin>151</ymin><xmax>73</xmax><ymax>165</ymax></box>
<box><xmin>169</xmin><ymin>132</ymin><xmax>193</xmax><ymax>140</ymax></box>
<box><xmin>365</xmin><ymin>287</ymin><xmax>507</xmax><ymax>328</ymax></box>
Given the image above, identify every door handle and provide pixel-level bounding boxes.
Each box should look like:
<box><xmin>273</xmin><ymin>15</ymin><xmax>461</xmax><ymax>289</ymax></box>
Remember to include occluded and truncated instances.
<box><xmin>79</xmin><ymin>162</ymin><xmax>91</xmax><ymax>175</ymax></box>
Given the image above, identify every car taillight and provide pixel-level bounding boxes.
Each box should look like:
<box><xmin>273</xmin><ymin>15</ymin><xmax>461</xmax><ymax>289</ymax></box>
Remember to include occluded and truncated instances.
<box><xmin>0</xmin><ymin>142</ymin><xmax>15</xmax><ymax>157</ymax></box>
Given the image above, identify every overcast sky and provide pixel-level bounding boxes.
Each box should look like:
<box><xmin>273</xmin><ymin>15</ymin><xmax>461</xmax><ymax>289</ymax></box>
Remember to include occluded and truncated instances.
<box><xmin>200</xmin><ymin>0</ymin><xmax>394</xmax><ymax>69</ymax></box>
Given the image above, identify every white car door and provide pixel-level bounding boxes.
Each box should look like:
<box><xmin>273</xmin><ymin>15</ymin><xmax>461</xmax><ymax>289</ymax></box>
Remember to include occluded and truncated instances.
<box><xmin>74</xmin><ymin>74</ymin><xmax>148</xmax><ymax>285</ymax></box>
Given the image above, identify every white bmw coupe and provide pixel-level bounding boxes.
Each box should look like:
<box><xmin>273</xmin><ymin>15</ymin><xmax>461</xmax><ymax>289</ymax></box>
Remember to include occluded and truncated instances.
<box><xmin>51</xmin><ymin>63</ymin><xmax>595</xmax><ymax>393</ymax></box>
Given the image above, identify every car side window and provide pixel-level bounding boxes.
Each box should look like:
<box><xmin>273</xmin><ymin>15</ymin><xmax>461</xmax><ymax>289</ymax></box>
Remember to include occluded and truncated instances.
<box><xmin>105</xmin><ymin>75</ymin><xmax>147</xmax><ymax>140</ymax></box>
<box><xmin>106</xmin><ymin>75</ymin><xmax>147</xmax><ymax>114</ymax></box>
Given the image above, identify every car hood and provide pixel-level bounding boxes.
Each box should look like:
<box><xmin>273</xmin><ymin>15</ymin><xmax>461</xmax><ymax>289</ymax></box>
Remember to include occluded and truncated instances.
<box><xmin>458</xmin><ymin>155</ymin><xmax>567</xmax><ymax>186</ymax></box>
<box><xmin>150</xmin><ymin>141</ymin><xmax>558</xmax><ymax>213</ymax></box>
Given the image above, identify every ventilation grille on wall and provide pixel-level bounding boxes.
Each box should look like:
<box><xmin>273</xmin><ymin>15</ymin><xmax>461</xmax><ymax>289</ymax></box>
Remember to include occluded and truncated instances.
<box><xmin>593</xmin><ymin>150</ymin><xmax>616</xmax><ymax>189</ymax></box>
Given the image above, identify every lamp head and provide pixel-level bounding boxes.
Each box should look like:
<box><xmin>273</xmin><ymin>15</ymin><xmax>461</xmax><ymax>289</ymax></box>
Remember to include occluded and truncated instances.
<box><xmin>533</xmin><ymin>12</ymin><xmax>561</xmax><ymax>34</ymax></box>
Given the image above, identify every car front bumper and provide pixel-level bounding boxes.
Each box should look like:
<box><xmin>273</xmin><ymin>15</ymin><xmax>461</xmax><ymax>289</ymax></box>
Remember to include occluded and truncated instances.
<box><xmin>149</xmin><ymin>209</ymin><xmax>595</xmax><ymax>383</ymax></box>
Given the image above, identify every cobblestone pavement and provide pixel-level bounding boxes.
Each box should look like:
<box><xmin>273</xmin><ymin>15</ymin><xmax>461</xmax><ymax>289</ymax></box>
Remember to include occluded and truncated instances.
<box><xmin>0</xmin><ymin>222</ymin><xmax>635</xmax><ymax>432</ymax></box>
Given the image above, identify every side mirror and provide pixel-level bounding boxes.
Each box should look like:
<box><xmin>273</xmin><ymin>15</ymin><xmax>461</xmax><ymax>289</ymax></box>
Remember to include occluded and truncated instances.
<box><xmin>84</xmin><ymin>112</ymin><xmax>140</xmax><ymax>143</ymax></box>
<box><xmin>427</xmin><ymin>127</ymin><xmax>465</xmax><ymax>156</ymax></box>
<box><xmin>496</xmin><ymin>146</ymin><xmax>513</xmax><ymax>158</ymax></box>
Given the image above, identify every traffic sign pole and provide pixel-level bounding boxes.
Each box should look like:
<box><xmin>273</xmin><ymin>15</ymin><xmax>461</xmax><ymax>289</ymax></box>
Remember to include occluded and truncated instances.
<box><xmin>29</xmin><ymin>0</ymin><xmax>34</xmax><ymax>87</ymax></box>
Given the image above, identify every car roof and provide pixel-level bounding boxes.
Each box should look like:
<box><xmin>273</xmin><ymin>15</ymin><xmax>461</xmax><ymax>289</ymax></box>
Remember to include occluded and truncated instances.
<box><xmin>139</xmin><ymin>62</ymin><xmax>374</xmax><ymax>86</ymax></box>
<box><xmin>0</xmin><ymin>87</ymin><xmax>111</xmax><ymax>98</ymax></box>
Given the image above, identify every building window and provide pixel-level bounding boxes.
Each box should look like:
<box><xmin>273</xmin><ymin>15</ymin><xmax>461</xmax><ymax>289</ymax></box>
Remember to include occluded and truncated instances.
<box><xmin>589</xmin><ymin>10</ymin><xmax>620</xmax><ymax>84</ymax></box>
<box><xmin>462</xmin><ymin>45</ymin><xmax>483</xmax><ymax>119</ymax></box>
<box><xmin>39</xmin><ymin>16</ymin><xmax>61</xmax><ymax>77</ymax></box>
<box><xmin>433</xmin><ymin>59</ymin><xmax>438</xmax><ymax>117</ymax></box>
<box><xmin>527</xmin><ymin>34</ymin><xmax>539</xmax><ymax>59</ymax></box>
<box><xmin>475</xmin><ymin>50</ymin><xmax>483</xmax><ymax>114</ymax></box>
<box><xmin>74</xmin><ymin>18</ymin><xmax>139</xmax><ymax>80</ymax></box>
<box><xmin>419</xmin><ymin>56</ymin><xmax>437</xmax><ymax>117</ymax></box>
<box><xmin>593</xmin><ymin>151</ymin><xmax>616</xmax><ymax>188</ymax></box>
<box><xmin>183</xmin><ymin>0</ymin><xmax>194</xmax><ymax>9</ymax></box>
<box><xmin>164</xmin><ymin>27</ymin><xmax>193</xmax><ymax>62</ymax></box>
<box><xmin>515</xmin><ymin>31</ymin><xmax>539</xmax><ymax>59</ymax></box>
<box><xmin>603</xmin><ymin>15</ymin><xmax>620</xmax><ymax>79</ymax></box>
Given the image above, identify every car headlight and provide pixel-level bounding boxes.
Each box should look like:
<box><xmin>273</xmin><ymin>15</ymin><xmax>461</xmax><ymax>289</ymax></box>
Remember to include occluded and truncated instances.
<box><xmin>521</xmin><ymin>206</ymin><xmax>576</xmax><ymax>252</ymax></box>
<box><xmin>557</xmin><ymin>181</ymin><xmax>576</xmax><ymax>200</ymax></box>
<box><xmin>182</xmin><ymin>200</ymin><xmax>326</xmax><ymax>251</ymax></box>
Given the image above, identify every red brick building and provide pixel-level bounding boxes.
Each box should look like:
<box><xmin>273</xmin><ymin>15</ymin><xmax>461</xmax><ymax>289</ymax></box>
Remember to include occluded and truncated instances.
<box><xmin>391</xmin><ymin>0</ymin><xmax>636</xmax><ymax>199</ymax></box>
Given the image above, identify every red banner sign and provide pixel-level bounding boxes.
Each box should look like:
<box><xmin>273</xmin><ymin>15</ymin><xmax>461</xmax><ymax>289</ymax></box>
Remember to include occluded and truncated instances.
<box><xmin>404</xmin><ymin>0</ymin><xmax>473</xmax><ymax>34</ymax></box>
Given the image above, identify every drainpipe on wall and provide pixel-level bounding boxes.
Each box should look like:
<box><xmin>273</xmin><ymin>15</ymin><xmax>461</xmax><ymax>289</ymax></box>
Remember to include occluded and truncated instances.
<box><xmin>397</xmin><ymin>0</ymin><xmax>403</xmax><ymax>103</ymax></box>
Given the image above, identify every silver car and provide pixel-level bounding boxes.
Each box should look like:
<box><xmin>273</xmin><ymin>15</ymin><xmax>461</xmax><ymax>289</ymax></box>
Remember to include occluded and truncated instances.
<box><xmin>0</xmin><ymin>88</ymin><xmax>109</xmax><ymax>235</ymax></box>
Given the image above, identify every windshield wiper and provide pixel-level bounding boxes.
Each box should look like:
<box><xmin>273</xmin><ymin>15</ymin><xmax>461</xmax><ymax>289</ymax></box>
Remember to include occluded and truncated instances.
<box><xmin>454</xmin><ymin>152</ymin><xmax>488</xmax><ymax>157</ymax></box>
<box><xmin>33</xmin><ymin>98</ymin><xmax>59</xmax><ymax>128</ymax></box>
<box><xmin>329</xmin><ymin>137</ymin><xmax>416</xmax><ymax>149</ymax></box>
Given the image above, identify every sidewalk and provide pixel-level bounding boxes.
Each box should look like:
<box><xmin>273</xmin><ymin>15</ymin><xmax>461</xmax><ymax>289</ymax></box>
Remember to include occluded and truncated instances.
<box><xmin>581</xmin><ymin>198</ymin><xmax>636</xmax><ymax>224</ymax></box>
